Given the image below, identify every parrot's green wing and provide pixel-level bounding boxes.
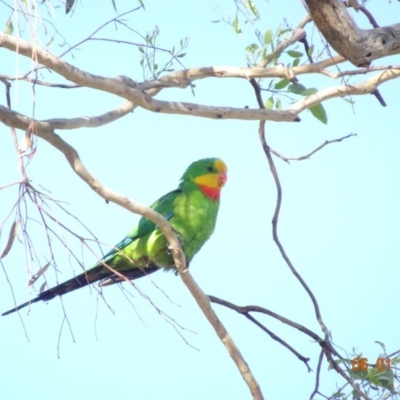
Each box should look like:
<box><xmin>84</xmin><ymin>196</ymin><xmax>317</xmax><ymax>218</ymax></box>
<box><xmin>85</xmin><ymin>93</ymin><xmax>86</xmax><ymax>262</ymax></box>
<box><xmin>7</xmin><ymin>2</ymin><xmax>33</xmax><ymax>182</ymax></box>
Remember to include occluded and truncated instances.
<box><xmin>95</xmin><ymin>189</ymin><xmax>182</xmax><ymax>285</ymax></box>
<box><xmin>99</xmin><ymin>188</ymin><xmax>181</xmax><ymax>266</ymax></box>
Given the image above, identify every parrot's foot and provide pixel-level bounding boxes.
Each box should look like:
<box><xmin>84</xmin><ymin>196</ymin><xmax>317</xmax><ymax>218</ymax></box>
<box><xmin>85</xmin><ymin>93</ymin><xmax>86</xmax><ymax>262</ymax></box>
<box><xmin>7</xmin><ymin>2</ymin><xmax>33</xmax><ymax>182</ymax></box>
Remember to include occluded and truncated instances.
<box><xmin>174</xmin><ymin>262</ymin><xmax>189</xmax><ymax>276</ymax></box>
<box><xmin>166</xmin><ymin>230</ymin><xmax>184</xmax><ymax>253</ymax></box>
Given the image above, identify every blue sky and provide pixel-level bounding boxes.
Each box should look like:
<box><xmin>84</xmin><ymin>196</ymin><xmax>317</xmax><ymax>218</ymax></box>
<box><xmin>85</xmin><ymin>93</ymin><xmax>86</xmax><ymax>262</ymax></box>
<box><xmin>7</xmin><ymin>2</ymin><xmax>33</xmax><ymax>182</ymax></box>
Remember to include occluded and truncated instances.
<box><xmin>1</xmin><ymin>1</ymin><xmax>399</xmax><ymax>399</ymax></box>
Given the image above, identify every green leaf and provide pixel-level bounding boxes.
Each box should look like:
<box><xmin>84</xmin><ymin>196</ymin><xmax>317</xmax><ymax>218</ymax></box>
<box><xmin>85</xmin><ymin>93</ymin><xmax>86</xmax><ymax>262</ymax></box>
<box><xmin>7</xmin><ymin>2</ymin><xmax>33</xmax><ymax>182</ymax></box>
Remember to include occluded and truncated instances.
<box><xmin>287</xmin><ymin>50</ymin><xmax>303</xmax><ymax>58</ymax></box>
<box><xmin>245</xmin><ymin>1</ymin><xmax>260</xmax><ymax>19</ymax></box>
<box><xmin>138</xmin><ymin>47</ymin><xmax>144</xmax><ymax>53</ymax></box>
<box><xmin>310</xmin><ymin>104</ymin><xmax>328</xmax><ymax>124</ymax></box>
<box><xmin>278</xmin><ymin>28</ymin><xmax>291</xmax><ymax>37</ymax></box>
<box><xmin>367</xmin><ymin>369</ymin><xmax>381</xmax><ymax>386</ymax></box>
<box><xmin>111</xmin><ymin>0</ymin><xmax>117</xmax><ymax>12</ymax></box>
<box><xmin>307</xmin><ymin>44</ymin><xmax>314</xmax><ymax>57</ymax></box>
<box><xmin>275</xmin><ymin>97</ymin><xmax>281</xmax><ymax>111</ymax></box>
<box><xmin>4</xmin><ymin>19</ymin><xmax>13</xmax><ymax>35</ymax></box>
<box><xmin>391</xmin><ymin>357</ymin><xmax>400</xmax><ymax>365</ymax></box>
<box><xmin>232</xmin><ymin>18</ymin><xmax>242</xmax><ymax>34</ymax></box>
<box><xmin>349</xmin><ymin>368</ymin><xmax>368</xmax><ymax>381</ymax></box>
<box><xmin>245</xmin><ymin>43</ymin><xmax>259</xmax><ymax>53</ymax></box>
<box><xmin>368</xmin><ymin>368</ymin><xmax>395</xmax><ymax>392</ymax></box>
<box><xmin>46</xmin><ymin>36</ymin><xmax>55</xmax><ymax>47</ymax></box>
<box><xmin>261</xmin><ymin>49</ymin><xmax>267</xmax><ymax>61</ymax></box>
<box><xmin>264</xmin><ymin>29</ymin><xmax>273</xmax><ymax>45</ymax></box>
<box><xmin>265</xmin><ymin>97</ymin><xmax>274</xmax><ymax>110</ymax></box>
<box><xmin>300</xmin><ymin>88</ymin><xmax>318</xmax><ymax>96</ymax></box>
<box><xmin>288</xmin><ymin>83</ymin><xmax>307</xmax><ymax>94</ymax></box>
<box><xmin>293</xmin><ymin>58</ymin><xmax>300</xmax><ymax>67</ymax></box>
<box><xmin>342</xmin><ymin>97</ymin><xmax>355</xmax><ymax>105</ymax></box>
<box><xmin>374</xmin><ymin>341</ymin><xmax>386</xmax><ymax>351</ymax></box>
<box><xmin>274</xmin><ymin>78</ymin><xmax>290</xmax><ymax>89</ymax></box>
<box><xmin>177</xmin><ymin>53</ymin><xmax>186</xmax><ymax>58</ymax></box>
<box><xmin>138</xmin><ymin>0</ymin><xmax>145</xmax><ymax>9</ymax></box>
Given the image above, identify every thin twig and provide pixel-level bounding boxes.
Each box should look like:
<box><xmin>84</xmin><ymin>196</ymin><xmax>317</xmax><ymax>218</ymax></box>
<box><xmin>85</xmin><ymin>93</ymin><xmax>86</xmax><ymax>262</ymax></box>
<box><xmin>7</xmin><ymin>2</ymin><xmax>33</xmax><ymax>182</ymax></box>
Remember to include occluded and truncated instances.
<box><xmin>249</xmin><ymin>78</ymin><xmax>371</xmax><ymax>400</ymax></box>
<box><xmin>310</xmin><ymin>350</ymin><xmax>324</xmax><ymax>399</ymax></box>
<box><xmin>270</xmin><ymin>133</ymin><xmax>357</xmax><ymax>163</ymax></box>
<box><xmin>209</xmin><ymin>295</ymin><xmax>314</xmax><ymax>372</ymax></box>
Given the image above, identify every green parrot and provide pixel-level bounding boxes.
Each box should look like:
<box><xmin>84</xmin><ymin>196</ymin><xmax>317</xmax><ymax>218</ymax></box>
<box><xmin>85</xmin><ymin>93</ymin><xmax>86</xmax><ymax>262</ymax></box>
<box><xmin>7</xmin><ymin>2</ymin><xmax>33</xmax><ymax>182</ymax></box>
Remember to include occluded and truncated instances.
<box><xmin>2</xmin><ymin>158</ymin><xmax>228</xmax><ymax>316</ymax></box>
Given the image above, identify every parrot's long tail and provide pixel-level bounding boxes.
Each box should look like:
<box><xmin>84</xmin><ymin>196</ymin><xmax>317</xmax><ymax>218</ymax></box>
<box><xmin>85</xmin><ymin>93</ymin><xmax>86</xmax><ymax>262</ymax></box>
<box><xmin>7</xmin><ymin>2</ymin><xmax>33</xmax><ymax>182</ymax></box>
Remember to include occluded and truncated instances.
<box><xmin>2</xmin><ymin>265</ymin><xmax>160</xmax><ymax>316</ymax></box>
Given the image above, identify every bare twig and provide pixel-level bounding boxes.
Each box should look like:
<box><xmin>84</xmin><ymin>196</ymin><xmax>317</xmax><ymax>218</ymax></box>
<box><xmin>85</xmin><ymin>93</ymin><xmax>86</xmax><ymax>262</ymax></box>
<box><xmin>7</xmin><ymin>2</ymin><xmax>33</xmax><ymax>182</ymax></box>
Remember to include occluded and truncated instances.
<box><xmin>250</xmin><ymin>78</ymin><xmax>330</xmax><ymax>338</ymax></box>
<box><xmin>310</xmin><ymin>350</ymin><xmax>324</xmax><ymax>399</ymax></box>
<box><xmin>57</xmin><ymin>7</ymin><xmax>143</xmax><ymax>59</ymax></box>
<box><xmin>209</xmin><ymin>295</ymin><xmax>315</xmax><ymax>372</ymax></box>
<box><xmin>270</xmin><ymin>133</ymin><xmax>357</xmax><ymax>163</ymax></box>
<box><xmin>0</xmin><ymin>74</ymin><xmax>80</xmax><ymax>88</ymax></box>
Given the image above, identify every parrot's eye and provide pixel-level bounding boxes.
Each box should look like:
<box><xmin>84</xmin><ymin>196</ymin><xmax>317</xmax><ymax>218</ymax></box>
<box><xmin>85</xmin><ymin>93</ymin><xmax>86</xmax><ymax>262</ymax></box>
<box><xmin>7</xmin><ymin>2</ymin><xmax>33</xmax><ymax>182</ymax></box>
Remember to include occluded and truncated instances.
<box><xmin>206</xmin><ymin>166</ymin><xmax>214</xmax><ymax>172</ymax></box>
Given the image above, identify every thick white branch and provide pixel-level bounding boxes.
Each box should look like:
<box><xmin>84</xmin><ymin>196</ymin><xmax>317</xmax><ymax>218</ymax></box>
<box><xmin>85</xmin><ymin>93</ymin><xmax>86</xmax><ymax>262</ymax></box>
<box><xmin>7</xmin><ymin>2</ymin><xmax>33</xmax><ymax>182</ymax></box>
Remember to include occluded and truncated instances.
<box><xmin>289</xmin><ymin>68</ymin><xmax>400</xmax><ymax>113</ymax></box>
<box><xmin>141</xmin><ymin>56</ymin><xmax>346</xmax><ymax>90</ymax></box>
<box><xmin>0</xmin><ymin>33</ymin><xmax>297</xmax><ymax>122</ymax></box>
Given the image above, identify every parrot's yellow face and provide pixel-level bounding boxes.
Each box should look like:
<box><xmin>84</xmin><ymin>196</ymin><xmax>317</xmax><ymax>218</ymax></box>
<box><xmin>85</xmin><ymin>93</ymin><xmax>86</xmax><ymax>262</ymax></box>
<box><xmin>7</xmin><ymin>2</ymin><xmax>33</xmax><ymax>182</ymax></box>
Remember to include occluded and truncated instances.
<box><xmin>194</xmin><ymin>159</ymin><xmax>228</xmax><ymax>200</ymax></box>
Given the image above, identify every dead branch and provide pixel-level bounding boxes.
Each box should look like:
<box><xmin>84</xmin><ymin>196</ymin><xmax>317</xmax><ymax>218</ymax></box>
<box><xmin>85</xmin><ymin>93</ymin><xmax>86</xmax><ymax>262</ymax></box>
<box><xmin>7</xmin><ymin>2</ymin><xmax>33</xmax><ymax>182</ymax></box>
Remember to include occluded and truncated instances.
<box><xmin>209</xmin><ymin>295</ymin><xmax>316</xmax><ymax>371</ymax></box>
<box><xmin>270</xmin><ymin>133</ymin><xmax>357</xmax><ymax>162</ymax></box>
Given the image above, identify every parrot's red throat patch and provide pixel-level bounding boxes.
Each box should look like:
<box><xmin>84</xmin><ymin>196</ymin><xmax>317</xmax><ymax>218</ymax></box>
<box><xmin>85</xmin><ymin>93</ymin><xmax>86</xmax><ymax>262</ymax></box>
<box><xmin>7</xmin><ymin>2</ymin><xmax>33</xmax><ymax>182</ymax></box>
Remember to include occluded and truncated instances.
<box><xmin>197</xmin><ymin>184</ymin><xmax>221</xmax><ymax>201</ymax></box>
<box><xmin>194</xmin><ymin>159</ymin><xmax>227</xmax><ymax>201</ymax></box>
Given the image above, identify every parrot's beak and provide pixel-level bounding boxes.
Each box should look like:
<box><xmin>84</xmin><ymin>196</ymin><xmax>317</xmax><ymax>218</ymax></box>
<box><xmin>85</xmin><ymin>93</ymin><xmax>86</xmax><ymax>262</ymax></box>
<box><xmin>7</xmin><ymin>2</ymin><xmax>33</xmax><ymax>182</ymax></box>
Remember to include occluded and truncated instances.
<box><xmin>218</xmin><ymin>172</ymin><xmax>227</xmax><ymax>187</ymax></box>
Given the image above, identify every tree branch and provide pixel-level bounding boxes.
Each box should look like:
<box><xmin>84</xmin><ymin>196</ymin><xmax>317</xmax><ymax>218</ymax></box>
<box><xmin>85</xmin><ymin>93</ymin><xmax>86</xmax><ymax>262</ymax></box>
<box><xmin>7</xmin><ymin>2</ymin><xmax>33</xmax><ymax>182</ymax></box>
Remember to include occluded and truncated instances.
<box><xmin>289</xmin><ymin>68</ymin><xmax>400</xmax><ymax>114</ymax></box>
<box><xmin>0</xmin><ymin>102</ymin><xmax>135</xmax><ymax>130</ymax></box>
<box><xmin>0</xmin><ymin>33</ymin><xmax>298</xmax><ymax>122</ymax></box>
<box><xmin>304</xmin><ymin>0</ymin><xmax>400</xmax><ymax>66</ymax></box>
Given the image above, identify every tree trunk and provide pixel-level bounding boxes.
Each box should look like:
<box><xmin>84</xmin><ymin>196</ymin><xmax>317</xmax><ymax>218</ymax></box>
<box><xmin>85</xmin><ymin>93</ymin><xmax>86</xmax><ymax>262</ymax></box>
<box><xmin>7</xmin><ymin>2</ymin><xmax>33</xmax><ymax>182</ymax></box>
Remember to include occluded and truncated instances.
<box><xmin>304</xmin><ymin>0</ymin><xmax>400</xmax><ymax>67</ymax></box>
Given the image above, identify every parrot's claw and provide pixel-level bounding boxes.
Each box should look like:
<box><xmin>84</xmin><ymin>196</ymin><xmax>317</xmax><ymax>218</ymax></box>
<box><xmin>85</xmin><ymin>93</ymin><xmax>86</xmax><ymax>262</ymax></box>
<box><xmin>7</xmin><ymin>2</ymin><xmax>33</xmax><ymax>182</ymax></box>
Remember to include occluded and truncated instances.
<box><xmin>166</xmin><ymin>230</ymin><xmax>184</xmax><ymax>252</ymax></box>
<box><xmin>174</xmin><ymin>262</ymin><xmax>189</xmax><ymax>276</ymax></box>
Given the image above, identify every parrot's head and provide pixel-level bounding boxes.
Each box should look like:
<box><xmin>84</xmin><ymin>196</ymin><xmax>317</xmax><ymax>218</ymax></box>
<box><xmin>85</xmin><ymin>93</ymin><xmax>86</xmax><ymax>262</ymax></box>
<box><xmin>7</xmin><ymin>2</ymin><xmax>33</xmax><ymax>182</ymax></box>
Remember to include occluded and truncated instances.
<box><xmin>181</xmin><ymin>158</ymin><xmax>228</xmax><ymax>201</ymax></box>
